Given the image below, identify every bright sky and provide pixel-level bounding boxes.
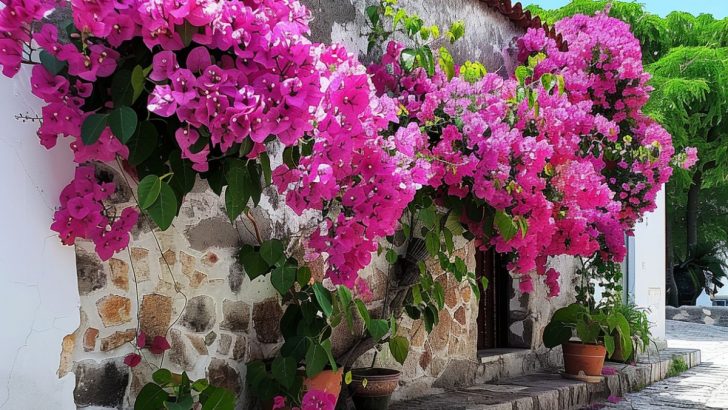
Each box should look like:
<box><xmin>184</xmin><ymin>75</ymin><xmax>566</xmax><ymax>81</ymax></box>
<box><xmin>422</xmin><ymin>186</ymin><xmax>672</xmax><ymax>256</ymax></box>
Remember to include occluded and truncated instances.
<box><xmin>518</xmin><ymin>0</ymin><xmax>728</xmax><ymax>19</ymax></box>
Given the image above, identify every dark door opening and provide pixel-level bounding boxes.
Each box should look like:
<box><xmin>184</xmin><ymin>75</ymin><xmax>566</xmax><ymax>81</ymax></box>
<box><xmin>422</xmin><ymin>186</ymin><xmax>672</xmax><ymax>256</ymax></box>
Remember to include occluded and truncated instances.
<box><xmin>476</xmin><ymin>247</ymin><xmax>511</xmax><ymax>350</ymax></box>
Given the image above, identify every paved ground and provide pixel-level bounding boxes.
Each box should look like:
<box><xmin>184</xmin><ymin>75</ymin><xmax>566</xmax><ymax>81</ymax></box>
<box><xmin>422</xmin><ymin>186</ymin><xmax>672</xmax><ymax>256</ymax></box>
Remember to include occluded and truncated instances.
<box><xmin>603</xmin><ymin>320</ymin><xmax>728</xmax><ymax>409</ymax></box>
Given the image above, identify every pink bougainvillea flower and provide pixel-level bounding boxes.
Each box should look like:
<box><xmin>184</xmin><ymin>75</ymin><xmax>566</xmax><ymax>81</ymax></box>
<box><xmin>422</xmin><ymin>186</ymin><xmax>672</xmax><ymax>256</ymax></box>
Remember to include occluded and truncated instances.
<box><xmin>149</xmin><ymin>336</ymin><xmax>171</xmax><ymax>354</ymax></box>
<box><xmin>272</xmin><ymin>396</ymin><xmax>287</xmax><ymax>410</ymax></box>
<box><xmin>602</xmin><ymin>367</ymin><xmax>617</xmax><ymax>376</ymax></box>
<box><xmin>136</xmin><ymin>331</ymin><xmax>147</xmax><ymax>349</ymax></box>
<box><xmin>682</xmin><ymin>147</ymin><xmax>698</xmax><ymax>169</ymax></box>
<box><xmin>123</xmin><ymin>353</ymin><xmax>142</xmax><ymax>368</ymax></box>
<box><xmin>300</xmin><ymin>389</ymin><xmax>337</xmax><ymax>410</ymax></box>
<box><xmin>607</xmin><ymin>395</ymin><xmax>622</xmax><ymax>404</ymax></box>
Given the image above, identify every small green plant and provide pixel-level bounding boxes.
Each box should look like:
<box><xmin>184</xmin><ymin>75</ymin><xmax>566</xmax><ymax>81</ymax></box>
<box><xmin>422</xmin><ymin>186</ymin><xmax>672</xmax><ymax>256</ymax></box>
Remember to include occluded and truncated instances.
<box><xmin>667</xmin><ymin>356</ymin><xmax>689</xmax><ymax>377</ymax></box>
<box><xmin>610</xmin><ymin>299</ymin><xmax>652</xmax><ymax>361</ymax></box>
<box><xmin>543</xmin><ymin>303</ymin><xmax>633</xmax><ymax>359</ymax></box>
<box><xmin>134</xmin><ymin>369</ymin><xmax>235</xmax><ymax>410</ymax></box>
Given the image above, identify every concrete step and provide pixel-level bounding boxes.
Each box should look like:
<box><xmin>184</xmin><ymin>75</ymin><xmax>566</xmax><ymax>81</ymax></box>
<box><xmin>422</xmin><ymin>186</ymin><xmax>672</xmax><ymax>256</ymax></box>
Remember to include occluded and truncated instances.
<box><xmin>390</xmin><ymin>348</ymin><xmax>700</xmax><ymax>410</ymax></box>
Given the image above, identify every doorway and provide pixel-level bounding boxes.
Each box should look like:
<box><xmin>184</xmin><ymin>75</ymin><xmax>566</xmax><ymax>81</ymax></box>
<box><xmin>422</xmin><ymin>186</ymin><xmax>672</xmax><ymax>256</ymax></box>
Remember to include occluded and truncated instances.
<box><xmin>476</xmin><ymin>247</ymin><xmax>512</xmax><ymax>350</ymax></box>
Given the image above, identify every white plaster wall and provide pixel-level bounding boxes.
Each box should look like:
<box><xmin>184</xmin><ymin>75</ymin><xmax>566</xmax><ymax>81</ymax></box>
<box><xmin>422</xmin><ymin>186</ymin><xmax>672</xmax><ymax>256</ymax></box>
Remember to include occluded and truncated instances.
<box><xmin>631</xmin><ymin>188</ymin><xmax>666</xmax><ymax>340</ymax></box>
<box><xmin>0</xmin><ymin>69</ymin><xmax>79</xmax><ymax>410</ymax></box>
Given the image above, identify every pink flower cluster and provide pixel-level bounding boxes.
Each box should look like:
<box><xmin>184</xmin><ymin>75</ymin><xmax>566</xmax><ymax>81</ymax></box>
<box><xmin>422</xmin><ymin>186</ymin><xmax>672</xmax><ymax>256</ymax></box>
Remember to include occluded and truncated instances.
<box><xmin>272</xmin><ymin>389</ymin><xmax>337</xmax><ymax>410</ymax></box>
<box><xmin>273</xmin><ymin>45</ymin><xmax>425</xmax><ymax>287</ymax></box>
<box><xmin>518</xmin><ymin>13</ymin><xmax>676</xmax><ymax>230</ymax></box>
<box><xmin>123</xmin><ymin>331</ymin><xmax>171</xmax><ymax>368</ymax></box>
<box><xmin>365</xmin><ymin>12</ymin><xmax>678</xmax><ymax>294</ymax></box>
<box><xmin>51</xmin><ymin>166</ymin><xmax>139</xmax><ymax>260</ymax></box>
<box><xmin>141</xmin><ymin>0</ymin><xmax>323</xmax><ymax>169</ymax></box>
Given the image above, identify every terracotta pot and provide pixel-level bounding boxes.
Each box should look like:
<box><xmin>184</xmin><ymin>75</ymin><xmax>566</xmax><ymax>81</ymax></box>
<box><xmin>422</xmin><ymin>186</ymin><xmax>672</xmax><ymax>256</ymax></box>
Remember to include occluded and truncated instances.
<box><xmin>349</xmin><ymin>368</ymin><xmax>401</xmax><ymax>410</ymax></box>
<box><xmin>562</xmin><ymin>341</ymin><xmax>606</xmax><ymax>376</ymax></box>
<box><xmin>304</xmin><ymin>368</ymin><xmax>344</xmax><ymax>398</ymax></box>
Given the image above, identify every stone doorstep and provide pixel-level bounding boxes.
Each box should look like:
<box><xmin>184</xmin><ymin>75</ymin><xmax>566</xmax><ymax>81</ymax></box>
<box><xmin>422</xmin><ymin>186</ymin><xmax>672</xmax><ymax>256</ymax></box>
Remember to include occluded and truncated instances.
<box><xmin>390</xmin><ymin>348</ymin><xmax>701</xmax><ymax>410</ymax></box>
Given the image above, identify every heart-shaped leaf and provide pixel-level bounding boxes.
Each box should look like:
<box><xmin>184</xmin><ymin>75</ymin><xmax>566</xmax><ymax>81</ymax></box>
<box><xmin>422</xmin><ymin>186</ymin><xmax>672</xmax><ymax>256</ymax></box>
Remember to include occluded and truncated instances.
<box><xmin>137</xmin><ymin>175</ymin><xmax>161</xmax><ymax>209</ymax></box>
<box><xmin>146</xmin><ymin>182</ymin><xmax>178</xmax><ymax>230</ymax></box>
<box><xmin>109</xmin><ymin>106</ymin><xmax>138</xmax><ymax>143</ymax></box>
<box><xmin>81</xmin><ymin>114</ymin><xmax>108</xmax><ymax>145</ymax></box>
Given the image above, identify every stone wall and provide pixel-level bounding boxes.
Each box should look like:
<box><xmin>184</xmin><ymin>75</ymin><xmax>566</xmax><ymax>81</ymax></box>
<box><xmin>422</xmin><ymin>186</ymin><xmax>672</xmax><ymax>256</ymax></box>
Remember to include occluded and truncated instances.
<box><xmin>666</xmin><ymin>306</ymin><xmax>728</xmax><ymax>327</ymax></box>
<box><xmin>60</xmin><ymin>2</ymin><xmax>583</xmax><ymax>409</ymax></box>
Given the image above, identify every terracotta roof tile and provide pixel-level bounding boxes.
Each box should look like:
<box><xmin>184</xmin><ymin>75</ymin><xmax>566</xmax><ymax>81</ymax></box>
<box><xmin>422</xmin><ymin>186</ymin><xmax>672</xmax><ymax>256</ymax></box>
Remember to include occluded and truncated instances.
<box><xmin>481</xmin><ymin>0</ymin><xmax>568</xmax><ymax>51</ymax></box>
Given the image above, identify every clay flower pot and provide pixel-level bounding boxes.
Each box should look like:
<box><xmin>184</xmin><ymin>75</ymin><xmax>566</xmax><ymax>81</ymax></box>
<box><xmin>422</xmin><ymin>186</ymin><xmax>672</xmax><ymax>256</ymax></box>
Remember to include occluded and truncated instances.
<box><xmin>349</xmin><ymin>368</ymin><xmax>401</xmax><ymax>410</ymax></box>
<box><xmin>562</xmin><ymin>341</ymin><xmax>606</xmax><ymax>377</ymax></box>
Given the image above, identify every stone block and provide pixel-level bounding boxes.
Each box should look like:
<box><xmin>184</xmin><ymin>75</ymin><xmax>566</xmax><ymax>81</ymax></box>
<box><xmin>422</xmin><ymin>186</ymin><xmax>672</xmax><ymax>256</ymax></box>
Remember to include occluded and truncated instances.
<box><xmin>76</xmin><ymin>249</ymin><xmax>106</xmax><ymax>295</ymax></box>
<box><xmin>139</xmin><ymin>293</ymin><xmax>172</xmax><ymax>337</ymax></box>
<box><xmin>207</xmin><ymin>358</ymin><xmax>242</xmax><ymax>397</ymax></box>
<box><xmin>73</xmin><ymin>359</ymin><xmax>129</xmax><ymax>408</ymax></box>
<box><xmin>108</xmin><ymin>258</ymin><xmax>129</xmax><ymax>291</ymax></box>
<box><xmin>220</xmin><ymin>299</ymin><xmax>251</xmax><ymax>332</ymax></box>
<box><xmin>101</xmin><ymin>328</ymin><xmax>136</xmax><ymax>351</ymax></box>
<box><xmin>130</xmin><ymin>247</ymin><xmax>150</xmax><ymax>281</ymax></box>
<box><xmin>83</xmin><ymin>327</ymin><xmax>99</xmax><ymax>352</ymax></box>
<box><xmin>96</xmin><ymin>294</ymin><xmax>132</xmax><ymax>327</ymax></box>
<box><xmin>217</xmin><ymin>333</ymin><xmax>232</xmax><ymax>355</ymax></box>
<box><xmin>253</xmin><ymin>298</ymin><xmax>283</xmax><ymax>343</ymax></box>
<box><xmin>181</xmin><ymin>295</ymin><xmax>216</xmax><ymax>333</ymax></box>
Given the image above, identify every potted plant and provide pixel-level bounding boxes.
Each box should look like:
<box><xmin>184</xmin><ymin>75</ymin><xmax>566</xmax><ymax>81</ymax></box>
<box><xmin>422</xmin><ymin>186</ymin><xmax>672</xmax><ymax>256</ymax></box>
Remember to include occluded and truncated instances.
<box><xmin>543</xmin><ymin>303</ymin><xmax>632</xmax><ymax>379</ymax></box>
<box><xmin>608</xmin><ymin>300</ymin><xmax>652</xmax><ymax>363</ymax></box>
<box><xmin>674</xmin><ymin>243</ymin><xmax>727</xmax><ymax>306</ymax></box>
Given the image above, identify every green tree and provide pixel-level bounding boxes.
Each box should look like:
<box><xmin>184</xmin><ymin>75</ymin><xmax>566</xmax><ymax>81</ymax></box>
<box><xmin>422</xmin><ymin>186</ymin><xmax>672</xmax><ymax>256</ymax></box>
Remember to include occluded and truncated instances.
<box><xmin>528</xmin><ymin>1</ymin><xmax>728</xmax><ymax>306</ymax></box>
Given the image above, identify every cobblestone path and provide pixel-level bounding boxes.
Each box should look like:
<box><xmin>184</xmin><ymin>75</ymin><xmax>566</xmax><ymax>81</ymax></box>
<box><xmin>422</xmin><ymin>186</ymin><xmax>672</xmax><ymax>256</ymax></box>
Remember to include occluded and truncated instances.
<box><xmin>604</xmin><ymin>320</ymin><xmax>728</xmax><ymax>409</ymax></box>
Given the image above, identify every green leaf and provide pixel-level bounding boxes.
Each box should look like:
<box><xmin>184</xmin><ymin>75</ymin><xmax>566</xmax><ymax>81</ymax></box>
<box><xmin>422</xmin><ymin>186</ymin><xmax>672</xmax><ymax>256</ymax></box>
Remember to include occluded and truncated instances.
<box><xmin>515</xmin><ymin>66</ymin><xmax>530</xmax><ymax>86</ymax></box>
<box><xmin>137</xmin><ymin>175</ymin><xmax>162</xmax><ymax>209</ymax></box>
<box><xmin>238</xmin><ymin>245</ymin><xmax>269</xmax><ymax>280</ymax></box>
<box><xmin>305</xmin><ymin>342</ymin><xmax>328</xmax><ymax>377</ymax></box>
<box><xmin>367</xmin><ymin>319</ymin><xmax>389</xmax><ymax>341</ymax></box>
<box><xmin>169</xmin><ymin>152</ymin><xmax>196</xmax><ymax>196</ymax></box>
<box><xmin>393</xmin><ymin>8</ymin><xmax>406</xmax><ymax>30</ymax></box>
<box><xmin>448</xmin><ymin>21</ymin><xmax>465</xmax><ymax>43</ymax></box>
<box><xmin>260</xmin><ymin>239</ymin><xmax>284</xmax><ymax>266</ymax></box>
<box><xmin>146</xmin><ymin>182</ymin><xmax>178</xmax><ymax>230</ymax></box>
<box><xmin>433</xmin><ymin>282</ymin><xmax>445</xmax><ymax>310</ymax></box>
<box><xmin>224</xmin><ymin>165</ymin><xmax>250</xmax><ymax>221</ymax></box>
<box><xmin>385</xmin><ymin>249</ymin><xmax>398</xmax><ymax>264</ymax></box>
<box><xmin>542</xmin><ymin>322</ymin><xmax>572</xmax><ymax>348</ymax></box>
<box><xmin>344</xmin><ymin>371</ymin><xmax>352</xmax><ymax>385</ymax></box>
<box><xmin>178</xmin><ymin>20</ymin><xmax>196</xmax><ymax>48</ymax></box>
<box><xmin>271</xmin><ymin>356</ymin><xmax>297</xmax><ymax>389</ymax></box>
<box><xmin>111</xmin><ymin>69</ymin><xmax>134</xmax><ymax>106</ymax></box>
<box><xmin>365</xmin><ymin>5</ymin><xmax>379</xmax><ymax>26</ymax></box>
<box><xmin>604</xmin><ymin>334</ymin><xmax>615</xmax><ymax>358</ymax></box>
<box><xmin>152</xmin><ymin>368</ymin><xmax>172</xmax><ymax>385</ymax></box>
<box><xmin>131</xmin><ymin>65</ymin><xmax>147</xmax><ymax>103</ymax></box>
<box><xmin>39</xmin><ymin>50</ymin><xmax>66</xmax><ymax>75</ymax></box>
<box><xmin>313</xmin><ymin>283</ymin><xmax>333</xmax><ymax>317</ymax></box>
<box><xmin>494</xmin><ymin>210</ymin><xmax>518</xmax><ymax>242</ymax></box>
<box><xmin>109</xmin><ymin>106</ymin><xmax>138</xmax><ymax>144</ymax></box>
<box><xmin>164</xmin><ymin>397</ymin><xmax>193</xmax><ymax>410</ymax></box>
<box><xmin>259</xmin><ymin>152</ymin><xmax>272</xmax><ymax>186</ymax></box>
<box><xmin>400</xmin><ymin>48</ymin><xmax>417</xmax><ymax>72</ymax></box>
<box><xmin>271</xmin><ymin>264</ymin><xmax>297</xmax><ymax>295</ymax></box>
<box><xmin>134</xmin><ymin>383</ymin><xmax>169</xmax><ymax>410</ymax></box>
<box><xmin>338</xmin><ymin>286</ymin><xmax>354</xmax><ymax>330</ymax></box>
<box><xmin>81</xmin><ymin>114</ymin><xmax>108</xmax><ymax>145</ymax></box>
<box><xmin>127</xmin><ymin>121</ymin><xmax>158</xmax><ymax>165</ymax></box>
<box><xmin>297</xmin><ymin>266</ymin><xmax>311</xmax><ymax>286</ymax></box>
<box><xmin>321</xmin><ymin>338</ymin><xmax>337</xmax><ymax>371</ymax></box>
<box><xmin>354</xmin><ymin>299</ymin><xmax>371</xmax><ymax>326</ymax></box>
<box><xmin>191</xmin><ymin>379</ymin><xmax>209</xmax><ymax>392</ymax></box>
<box><xmin>200</xmin><ymin>386</ymin><xmax>235</xmax><ymax>410</ymax></box>
<box><xmin>389</xmin><ymin>336</ymin><xmax>409</xmax><ymax>365</ymax></box>
<box><xmin>425</xmin><ymin>231</ymin><xmax>440</xmax><ymax>256</ymax></box>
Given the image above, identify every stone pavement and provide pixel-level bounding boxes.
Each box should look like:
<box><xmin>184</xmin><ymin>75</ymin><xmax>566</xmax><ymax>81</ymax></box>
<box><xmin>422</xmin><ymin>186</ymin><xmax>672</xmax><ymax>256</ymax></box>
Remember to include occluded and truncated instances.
<box><xmin>390</xmin><ymin>325</ymin><xmax>701</xmax><ymax>410</ymax></box>
<box><xmin>602</xmin><ymin>320</ymin><xmax>728</xmax><ymax>409</ymax></box>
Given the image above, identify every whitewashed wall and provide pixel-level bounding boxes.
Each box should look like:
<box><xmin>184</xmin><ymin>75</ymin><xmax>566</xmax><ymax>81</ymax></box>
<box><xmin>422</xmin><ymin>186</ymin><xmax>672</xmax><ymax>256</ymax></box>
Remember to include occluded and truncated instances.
<box><xmin>0</xmin><ymin>69</ymin><xmax>78</xmax><ymax>410</ymax></box>
<box><xmin>630</xmin><ymin>188</ymin><xmax>667</xmax><ymax>340</ymax></box>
